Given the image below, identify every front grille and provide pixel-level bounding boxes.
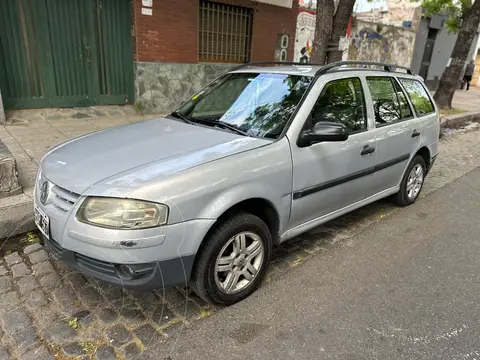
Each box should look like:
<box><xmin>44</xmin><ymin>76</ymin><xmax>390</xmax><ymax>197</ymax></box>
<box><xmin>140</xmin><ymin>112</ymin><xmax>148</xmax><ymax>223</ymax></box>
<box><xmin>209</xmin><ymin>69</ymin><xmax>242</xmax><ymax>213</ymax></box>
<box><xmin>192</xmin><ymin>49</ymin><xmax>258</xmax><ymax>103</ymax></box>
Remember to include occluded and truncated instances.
<box><xmin>75</xmin><ymin>253</ymin><xmax>117</xmax><ymax>276</ymax></box>
<box><xmin>50</xmin><ymin>185</ymin><xmax>80</xmax><ymax>212</ymax></box>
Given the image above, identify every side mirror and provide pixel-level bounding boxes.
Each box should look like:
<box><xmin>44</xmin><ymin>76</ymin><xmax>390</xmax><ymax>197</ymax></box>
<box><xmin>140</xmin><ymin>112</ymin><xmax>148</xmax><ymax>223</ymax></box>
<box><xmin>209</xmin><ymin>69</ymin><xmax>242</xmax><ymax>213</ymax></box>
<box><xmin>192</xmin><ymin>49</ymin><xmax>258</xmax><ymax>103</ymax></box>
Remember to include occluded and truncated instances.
<box><xmin>298</xmin><ymin>121</ymin><xmax>349</xmax><ymax>147</ymax></box>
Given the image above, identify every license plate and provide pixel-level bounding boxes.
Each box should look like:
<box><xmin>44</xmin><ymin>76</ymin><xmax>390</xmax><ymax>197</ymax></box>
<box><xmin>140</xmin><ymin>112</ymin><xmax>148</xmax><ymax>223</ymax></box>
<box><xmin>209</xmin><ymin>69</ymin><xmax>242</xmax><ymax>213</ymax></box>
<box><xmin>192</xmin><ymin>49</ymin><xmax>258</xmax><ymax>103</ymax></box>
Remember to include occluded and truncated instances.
<box><xmin>34</xmin><ymin>204</ymin><xmax>50</xmax><ymax>238</ymax></box>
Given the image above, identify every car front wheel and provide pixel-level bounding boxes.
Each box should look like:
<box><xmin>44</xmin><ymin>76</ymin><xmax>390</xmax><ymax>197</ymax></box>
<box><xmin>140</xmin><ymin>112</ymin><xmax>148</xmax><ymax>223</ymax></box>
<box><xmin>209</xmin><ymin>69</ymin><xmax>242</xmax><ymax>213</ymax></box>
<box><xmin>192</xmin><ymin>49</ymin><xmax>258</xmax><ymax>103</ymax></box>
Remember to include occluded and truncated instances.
<box><xmin>393</xmin><ymin>155</ymin><xmax>426</xmax><ymax>206</ymax></box>
<box><xmin>191</xmin><ymin>212</ymin><xmax>272</xmax><ymax>305</ymax></box>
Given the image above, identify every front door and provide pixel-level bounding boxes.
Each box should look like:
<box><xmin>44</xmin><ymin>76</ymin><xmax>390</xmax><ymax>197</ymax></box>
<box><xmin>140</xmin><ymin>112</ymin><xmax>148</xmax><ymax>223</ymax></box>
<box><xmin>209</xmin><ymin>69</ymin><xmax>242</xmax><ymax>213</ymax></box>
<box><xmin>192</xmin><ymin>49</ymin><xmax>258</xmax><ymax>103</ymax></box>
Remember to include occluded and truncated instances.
<box><xmin>288</xmin><ymin>75</ymin><xmax>376</xmax><ymax>229</ymax></box>
<box><xmin>0</xmin><ymin>0</ymin><xmax>133</xmax><ymax>109</ymax></box>
<box><xmin>364</xmin><ymin>76</ymin><xmax>421</xmax><ymax>195</ymax></box>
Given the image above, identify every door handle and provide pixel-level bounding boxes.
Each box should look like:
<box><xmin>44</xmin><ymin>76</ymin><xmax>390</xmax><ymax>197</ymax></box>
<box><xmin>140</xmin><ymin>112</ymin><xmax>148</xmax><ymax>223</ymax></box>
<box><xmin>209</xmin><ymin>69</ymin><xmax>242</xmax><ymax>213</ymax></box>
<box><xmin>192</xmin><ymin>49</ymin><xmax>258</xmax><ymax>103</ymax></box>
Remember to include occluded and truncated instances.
<box><xmin>412</xmin><ymin>129</ymin><xmax>421</xmax><ymax>138</ymax></box>
<box><xmin>361</xmin><ymin>145</ymin><xmax>375</xmax><ymax>156</ymax></box>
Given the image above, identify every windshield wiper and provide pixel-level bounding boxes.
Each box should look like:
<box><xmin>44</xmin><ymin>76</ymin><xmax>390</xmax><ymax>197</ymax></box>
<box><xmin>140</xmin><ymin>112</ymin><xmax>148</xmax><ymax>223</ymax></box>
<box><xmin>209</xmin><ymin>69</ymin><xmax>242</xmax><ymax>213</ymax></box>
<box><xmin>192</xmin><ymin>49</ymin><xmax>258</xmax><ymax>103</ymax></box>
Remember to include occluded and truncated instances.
<box><xmin>170</xmin><ymin>111</ymin><xmax>194</xmax><ymax>124</ymax></box>
<box><xmin>195</xmin><ymin>118</ymin><xmax>251</xmax><ymax>137</ymax></box>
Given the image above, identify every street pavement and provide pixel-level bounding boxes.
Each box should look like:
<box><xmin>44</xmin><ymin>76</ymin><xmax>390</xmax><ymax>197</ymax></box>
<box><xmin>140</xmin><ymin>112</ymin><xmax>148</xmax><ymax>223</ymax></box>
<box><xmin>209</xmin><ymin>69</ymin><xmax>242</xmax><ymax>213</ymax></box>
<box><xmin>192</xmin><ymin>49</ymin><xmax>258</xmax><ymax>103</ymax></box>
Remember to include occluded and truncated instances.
<box><xmin>145</xmin><ymin>165</ymin><xmax>480</xmax><ymax>360</ymax></box>
<box><xmin>0</xmin><ymin>124</ymin><xmax>478</xmax><ymax>359</ymax></box>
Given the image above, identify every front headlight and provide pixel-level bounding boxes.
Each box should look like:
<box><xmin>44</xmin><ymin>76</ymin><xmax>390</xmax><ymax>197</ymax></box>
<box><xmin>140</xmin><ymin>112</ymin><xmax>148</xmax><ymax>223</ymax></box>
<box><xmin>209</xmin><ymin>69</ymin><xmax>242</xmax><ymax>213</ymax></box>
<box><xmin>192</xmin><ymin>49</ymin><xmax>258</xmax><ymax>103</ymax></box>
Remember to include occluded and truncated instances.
<box><xmin>77</xmin><ymin>197</ymin><xmax>168</xmax><ymax>229</ymax></box>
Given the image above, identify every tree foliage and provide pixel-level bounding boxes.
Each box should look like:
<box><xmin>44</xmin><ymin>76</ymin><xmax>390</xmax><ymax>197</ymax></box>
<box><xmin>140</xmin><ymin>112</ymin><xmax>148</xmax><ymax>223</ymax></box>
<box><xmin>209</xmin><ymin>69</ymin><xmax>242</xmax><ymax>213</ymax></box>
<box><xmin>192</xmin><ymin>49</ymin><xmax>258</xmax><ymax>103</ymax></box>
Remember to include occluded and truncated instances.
<box><xmin>421</xmin><ymin>0</ymin><xmax>473</xmax><ymax>32</ymax></box>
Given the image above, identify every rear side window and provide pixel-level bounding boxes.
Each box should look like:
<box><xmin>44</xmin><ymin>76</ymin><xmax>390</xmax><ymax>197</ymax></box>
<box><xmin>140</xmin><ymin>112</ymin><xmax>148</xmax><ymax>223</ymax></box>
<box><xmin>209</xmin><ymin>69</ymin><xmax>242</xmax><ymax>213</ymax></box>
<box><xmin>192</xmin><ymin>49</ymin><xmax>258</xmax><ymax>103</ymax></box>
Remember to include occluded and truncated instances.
<box><xmin>366</xmin><ymin>77</ymin><xmax>403</xmax><ymax>126</ymax></box>
<box><xmin>399</xmin><ymin>78</ymin><xmax>435</xmax><ymax>116</ymax></box>
<box><xmin>311</xmin><ymin>77</ymin><xmax>367</xmax><ymax>133</ymax></box>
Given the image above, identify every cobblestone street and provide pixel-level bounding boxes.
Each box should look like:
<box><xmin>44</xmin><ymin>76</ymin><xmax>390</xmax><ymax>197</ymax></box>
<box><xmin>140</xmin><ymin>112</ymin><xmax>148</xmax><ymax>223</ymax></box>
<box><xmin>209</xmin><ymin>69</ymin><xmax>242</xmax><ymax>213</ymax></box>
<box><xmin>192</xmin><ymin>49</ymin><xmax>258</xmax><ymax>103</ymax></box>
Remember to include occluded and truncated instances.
<box><xmin>0</xmin><ymin>124</ymin><xmax>479</xmax><ymax>360</ymax></box>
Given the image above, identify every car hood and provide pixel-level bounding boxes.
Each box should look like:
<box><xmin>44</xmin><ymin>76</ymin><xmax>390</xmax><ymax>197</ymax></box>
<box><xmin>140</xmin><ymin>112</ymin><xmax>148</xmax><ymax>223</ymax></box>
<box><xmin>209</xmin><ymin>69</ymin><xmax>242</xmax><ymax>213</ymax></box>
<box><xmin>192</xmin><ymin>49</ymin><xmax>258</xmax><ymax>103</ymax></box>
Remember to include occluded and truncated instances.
<box><xmin>41</xmin><ymin>117</ymin><xmax>269</xmax><ymax>195</ymax></box>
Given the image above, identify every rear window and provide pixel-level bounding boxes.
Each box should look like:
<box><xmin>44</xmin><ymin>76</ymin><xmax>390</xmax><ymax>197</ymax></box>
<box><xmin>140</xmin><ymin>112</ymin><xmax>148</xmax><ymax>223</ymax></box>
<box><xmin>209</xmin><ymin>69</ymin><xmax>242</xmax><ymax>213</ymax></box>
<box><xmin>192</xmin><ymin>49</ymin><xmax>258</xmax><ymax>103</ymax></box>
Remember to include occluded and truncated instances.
<box><xmin>399</xmin><ymin>79</ymin><xmax>435</xmax><ymax>116</ymax></box>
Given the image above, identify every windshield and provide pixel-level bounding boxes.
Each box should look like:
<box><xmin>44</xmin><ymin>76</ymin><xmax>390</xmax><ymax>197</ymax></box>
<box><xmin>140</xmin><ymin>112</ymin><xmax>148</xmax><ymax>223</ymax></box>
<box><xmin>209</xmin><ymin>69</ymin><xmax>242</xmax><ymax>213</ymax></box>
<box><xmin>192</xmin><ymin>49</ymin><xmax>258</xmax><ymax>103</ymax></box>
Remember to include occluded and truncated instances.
<box><xmin>176</xmin><ymin>72</ymin><xmax>312</xmax><ymax>139</ymax></box>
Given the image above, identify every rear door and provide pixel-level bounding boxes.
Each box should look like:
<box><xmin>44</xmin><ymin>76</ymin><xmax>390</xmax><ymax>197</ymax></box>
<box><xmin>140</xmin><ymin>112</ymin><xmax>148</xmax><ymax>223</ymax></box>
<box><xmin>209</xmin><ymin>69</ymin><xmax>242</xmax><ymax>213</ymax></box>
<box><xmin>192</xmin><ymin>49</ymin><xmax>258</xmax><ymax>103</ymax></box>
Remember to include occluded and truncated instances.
<box><xmin>398</xmin><ymin>78</ymin><xmax>439</xmax><ymax>159</ymax></box>
<box><xmin>365</xmin><ymin>76</ymin><xmax>421</xmax><ymax>196</ymax></box>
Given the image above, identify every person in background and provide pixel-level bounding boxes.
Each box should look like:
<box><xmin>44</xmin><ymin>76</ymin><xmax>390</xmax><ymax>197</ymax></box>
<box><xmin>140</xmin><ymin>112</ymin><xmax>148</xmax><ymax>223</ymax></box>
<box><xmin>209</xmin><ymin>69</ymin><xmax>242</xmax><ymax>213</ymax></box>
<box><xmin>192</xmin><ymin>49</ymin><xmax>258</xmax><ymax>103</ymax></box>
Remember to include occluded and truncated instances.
<box><xmin>462</xmin><ymin>60</ymin><xmax>475</xmax><ymax>91</ymax></box>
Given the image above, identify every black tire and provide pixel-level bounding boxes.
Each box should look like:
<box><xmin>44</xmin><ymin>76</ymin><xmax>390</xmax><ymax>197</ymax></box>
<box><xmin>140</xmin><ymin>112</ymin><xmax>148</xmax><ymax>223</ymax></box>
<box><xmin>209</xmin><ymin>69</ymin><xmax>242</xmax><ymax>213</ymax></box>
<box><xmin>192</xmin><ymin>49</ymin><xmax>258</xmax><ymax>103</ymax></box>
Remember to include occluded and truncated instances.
<box><xmin>191</xmin><ymin>212</ymin><xmax>272</xmax><ymax>305</ymax></box>
<box><xmin>392</xmin><ymin>155</ymin><xmax>426</xmax><ymax>207</ymax></box>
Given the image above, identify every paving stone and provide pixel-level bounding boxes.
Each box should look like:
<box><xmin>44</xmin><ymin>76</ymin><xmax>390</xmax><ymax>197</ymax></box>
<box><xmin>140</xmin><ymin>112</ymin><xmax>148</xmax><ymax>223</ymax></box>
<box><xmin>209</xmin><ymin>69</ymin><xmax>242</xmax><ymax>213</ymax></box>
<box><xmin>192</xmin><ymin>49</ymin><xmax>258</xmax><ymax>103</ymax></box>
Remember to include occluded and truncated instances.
<box><xmin>20</xmin><ymin>345</ymin><xmax>54</xmax><ymax>360</ymax></box>
<box><xmin>151</xmin><ymin>306</ymin><xmax>176</xmax><ymax>327</ymax></box>
<box><xmin>128</xmin><ymin>290</ymin><xmax>159</xmax><ymax>314</ymax></box>
<box><xmin>105</xmin><ymin>325</ymin><xmax>132</xmax><ymax>347</ymax></box>
<box><xmin>0</xmin><ymin>292</ymin><xmax>20</xmax><ymax>312</ymax></box>
<box><xmin>53</xmin><ymin>285</ymin><xmax>78</xmax><ymax>309</ymax></box>
<box><xmin>96</xmin><ymin>308</ymin><xmax>119</xmax><ymax>324</ymax></box>
<box><xmin>0</xmin><ymin>347</ymin><xmax>10</xmax><ymax>360</ymax></box>
<box><xmin>11</xmin><ymin>263</ymin><xmax>30</xmax><ymax>278</ymax></box>
<box><xmin>63</xmin><ymin>343</ymin><xmax>86</xmax><ymax>357</ymax></box>
<box><xmin>23</xmin><ymin>243</ymin><xmax>43</xmax><ymax>255</ymax></box>
<box><xmin>161</xmin><ymin>288</ymin><xmax>201</xmax><ymax>322</ymax></box>
<box><xmin>71</xmin><ymin>113</ymin><xmax>91</xmax><ymax>119</ymax></box>
<box><xmin>17</xmin><ymin>275</ymin><xmax>40</xmax><ymax>295</ymax></box>
<box><xmin>28</xmin><ymin>250</ymin><xmax>48</xmax><ymax>264</ymax></box>
<box><xmin>24</xmin><ymin>292</ymin><xmax>48</xmax><ymax>309</ymax></box>
<box><xmin>134</xmin><ymin>324</ymin><xmax>162</xmax><ymax>345</ymax></box>
<box><xmin>0</xmin><ymin>266</ymin><xmax>8</xmax><ymax>276</ymax></box>
<box><xmin>4</xmin><ymin>253</ymin><xmax>22</xmax><ymax>266</ymax></box>
<box><xmin>95</xmin><ymin>346</ymin><xmax>116</xmax><ymax>360</ymax></box>
<box><xmin>79</xmin><ymin>286</ymin><xmax>103</xmax><ymax>307</ymax></box>
<box><xmin>66</xmin><ymin>273</ymin><xmax>88</xmax><ymax>289</ymax></box>
<box><xmin>120</xmin><ymin>343</ymin><xmax>141</xmax><ymax>357</ymax></box>
<box><xmin>1</xmin><ymin>307</ymin><xmax>31</xmax><ymax>334</ymax></box>
<box><xmin>12</xmin><ymin>328</ymin><xmax>37</xmax><ymax>350</ymax></box>
<box><xmin>72</xmin><ymin>309</ymin><xmax>95</xmax><ymax>326</ymax></box>
<box><xmin>118</xmin><ymin>308</ymin><xmax>146</xmax><ymax>325</ymax></box>
<box><xmin>31</xmin><ymin>261</ymin><xmax>55</xmax><ymax>278</ymax></box>
<box><xmin>162</xmin><ymin>321</ymin><xmax>185</xmax><ymax>338</ymax></box>
<box><xmin>41</xmin><ymin>320</ymin><xmax>77</xmax><ymax>343</ymax></box>
<box><xmin>38</xmin><ymin>272</ymin><xmax>61</xmax><ymax>291</ymax></box>
<box><xmin>0</xmin><ymin>277</ymin><xmax>12</xmax><ymax>295</ymax></box>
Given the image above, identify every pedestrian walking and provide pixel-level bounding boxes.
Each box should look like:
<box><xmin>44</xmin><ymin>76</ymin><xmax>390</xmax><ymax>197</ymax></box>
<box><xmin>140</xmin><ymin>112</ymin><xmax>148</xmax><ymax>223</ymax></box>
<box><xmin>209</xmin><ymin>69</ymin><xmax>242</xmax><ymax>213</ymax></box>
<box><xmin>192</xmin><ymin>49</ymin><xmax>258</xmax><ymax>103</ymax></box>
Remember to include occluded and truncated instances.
<box><xmin>462</xmin><ymin>60</ymin><xmax>475</xmax><ymax>90</ymax></box>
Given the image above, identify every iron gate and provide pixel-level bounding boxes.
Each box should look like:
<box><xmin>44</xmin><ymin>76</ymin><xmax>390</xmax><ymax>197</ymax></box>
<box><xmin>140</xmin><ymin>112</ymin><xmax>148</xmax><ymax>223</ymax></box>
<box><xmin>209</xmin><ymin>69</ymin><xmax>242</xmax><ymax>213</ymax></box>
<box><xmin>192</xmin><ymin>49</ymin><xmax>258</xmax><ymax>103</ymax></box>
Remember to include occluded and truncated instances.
<box><xmin>0</xmin><ymin>0</ymin><xmax>133</xmax><ymax>109</ymax></box>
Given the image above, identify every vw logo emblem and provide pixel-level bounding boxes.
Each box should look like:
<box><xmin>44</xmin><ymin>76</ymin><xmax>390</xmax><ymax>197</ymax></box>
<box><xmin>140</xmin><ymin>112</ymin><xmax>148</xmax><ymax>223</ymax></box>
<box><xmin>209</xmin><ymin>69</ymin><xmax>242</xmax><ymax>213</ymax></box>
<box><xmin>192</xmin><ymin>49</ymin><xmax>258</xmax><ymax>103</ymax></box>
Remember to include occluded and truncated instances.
<box><xmin>40</xmin><ymin>181</ymin><xmax>49</xmax><ymax>204</ymax></box>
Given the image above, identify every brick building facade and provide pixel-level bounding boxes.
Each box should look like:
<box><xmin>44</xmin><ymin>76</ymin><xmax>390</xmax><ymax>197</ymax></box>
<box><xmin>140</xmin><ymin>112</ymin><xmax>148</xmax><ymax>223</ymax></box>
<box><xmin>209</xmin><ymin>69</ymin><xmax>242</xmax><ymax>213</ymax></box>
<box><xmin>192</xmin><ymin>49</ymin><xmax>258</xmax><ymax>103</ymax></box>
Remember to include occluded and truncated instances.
<box><xmin>132</xmin><ymin>0</ymin><xmax>298</xmax><ymax>113</ymax></box>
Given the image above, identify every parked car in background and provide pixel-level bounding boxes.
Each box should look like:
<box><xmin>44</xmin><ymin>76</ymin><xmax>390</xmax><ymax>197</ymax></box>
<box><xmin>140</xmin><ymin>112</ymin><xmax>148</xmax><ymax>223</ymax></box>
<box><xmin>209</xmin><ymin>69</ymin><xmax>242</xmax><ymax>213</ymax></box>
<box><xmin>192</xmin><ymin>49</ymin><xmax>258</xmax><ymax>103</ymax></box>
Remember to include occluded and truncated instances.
<box><xmin>34</xmin><ymin>61</ymin><xmax>440</xmax><ymax>305</ymax></box>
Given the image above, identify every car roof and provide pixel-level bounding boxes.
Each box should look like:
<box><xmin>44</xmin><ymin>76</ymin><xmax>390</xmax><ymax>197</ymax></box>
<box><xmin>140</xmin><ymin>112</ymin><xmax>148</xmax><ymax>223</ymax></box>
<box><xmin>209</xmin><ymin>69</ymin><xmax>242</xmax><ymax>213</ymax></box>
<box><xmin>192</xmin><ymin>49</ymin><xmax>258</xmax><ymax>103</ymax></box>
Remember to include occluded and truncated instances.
<box><xmin>228</xmin><ymin>62</ymin><xmax>423</xmax><ymax>81</ymax></box>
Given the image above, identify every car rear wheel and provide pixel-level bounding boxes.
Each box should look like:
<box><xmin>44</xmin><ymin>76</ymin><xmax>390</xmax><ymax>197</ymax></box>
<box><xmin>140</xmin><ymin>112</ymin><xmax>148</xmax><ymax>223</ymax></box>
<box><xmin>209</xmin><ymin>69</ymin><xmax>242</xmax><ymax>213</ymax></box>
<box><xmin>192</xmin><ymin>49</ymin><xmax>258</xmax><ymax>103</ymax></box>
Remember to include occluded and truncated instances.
<box><xmin>393</xmin><ymin>155</ymin><xmax>426</xmax><ymax>206</ymax></box>
<box><xmin>191</xmin><ymin>212</ymin><xmax>272</xmax><ymax>305</ymax></box>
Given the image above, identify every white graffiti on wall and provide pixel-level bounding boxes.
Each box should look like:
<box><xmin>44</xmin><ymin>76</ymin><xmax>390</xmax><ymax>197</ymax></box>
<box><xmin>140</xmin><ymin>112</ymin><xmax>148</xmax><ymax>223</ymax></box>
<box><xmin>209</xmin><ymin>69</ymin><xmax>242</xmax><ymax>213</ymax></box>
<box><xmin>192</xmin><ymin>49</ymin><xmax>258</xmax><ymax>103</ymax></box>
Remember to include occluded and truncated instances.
<box><xmin>294</xmin><ymin>11</ymin><xmax>315</xmax><ymax>62</ymax></box>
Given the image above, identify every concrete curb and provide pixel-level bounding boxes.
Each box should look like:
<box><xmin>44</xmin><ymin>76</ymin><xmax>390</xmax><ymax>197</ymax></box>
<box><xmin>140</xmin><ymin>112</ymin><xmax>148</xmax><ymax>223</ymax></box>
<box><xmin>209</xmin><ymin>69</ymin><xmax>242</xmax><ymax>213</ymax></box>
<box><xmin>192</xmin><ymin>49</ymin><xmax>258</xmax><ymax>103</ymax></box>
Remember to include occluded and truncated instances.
<box><xmin>0</xmin><ymin>140</ymin><xmax>21</xmax><ymax>199</ymax></box>
<box><xmin>440</xmin><ymin>111</ymin><xmax>480</xmax><ymax>129</ymax></box>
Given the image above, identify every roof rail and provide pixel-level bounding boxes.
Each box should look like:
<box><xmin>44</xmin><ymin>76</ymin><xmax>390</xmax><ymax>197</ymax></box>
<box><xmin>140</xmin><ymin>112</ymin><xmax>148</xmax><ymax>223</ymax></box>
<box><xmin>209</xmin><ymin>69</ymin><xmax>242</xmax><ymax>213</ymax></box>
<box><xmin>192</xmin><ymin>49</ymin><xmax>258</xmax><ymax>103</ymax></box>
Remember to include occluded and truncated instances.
<box><xmin>314</xmin><ymin>60</ymin><xmax>415</xmax><ymax>76</ymax></box>
<box><xmin>229</xmin><ymin>60</ymin><xmax>415</xmax><ymax>76</ymax></box>
<box><xmin>230</xmin><ymin>61</ymin><xmax>324</xmax><ymax>72</ymax></box>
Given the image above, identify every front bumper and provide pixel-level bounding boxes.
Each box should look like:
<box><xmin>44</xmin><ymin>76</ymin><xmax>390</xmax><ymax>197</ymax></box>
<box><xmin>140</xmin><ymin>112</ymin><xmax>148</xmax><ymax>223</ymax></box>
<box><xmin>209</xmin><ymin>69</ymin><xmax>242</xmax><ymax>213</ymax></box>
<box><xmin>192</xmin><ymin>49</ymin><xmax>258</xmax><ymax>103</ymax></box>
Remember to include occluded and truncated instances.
<box><xmin>41</xmin><ymin>234</ymin><xmax>195</xmax><ymax>288</ymax></box>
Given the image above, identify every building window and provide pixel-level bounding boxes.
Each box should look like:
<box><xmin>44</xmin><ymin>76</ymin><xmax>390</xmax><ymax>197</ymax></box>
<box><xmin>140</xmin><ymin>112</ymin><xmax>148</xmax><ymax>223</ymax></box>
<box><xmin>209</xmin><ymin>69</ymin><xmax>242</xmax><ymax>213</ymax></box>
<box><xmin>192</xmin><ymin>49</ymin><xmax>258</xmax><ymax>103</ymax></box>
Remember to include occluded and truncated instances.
<box><xmin>199</xmin><ymin>1</ymin><xmax>253</xmax><ymax>63</ymax></box>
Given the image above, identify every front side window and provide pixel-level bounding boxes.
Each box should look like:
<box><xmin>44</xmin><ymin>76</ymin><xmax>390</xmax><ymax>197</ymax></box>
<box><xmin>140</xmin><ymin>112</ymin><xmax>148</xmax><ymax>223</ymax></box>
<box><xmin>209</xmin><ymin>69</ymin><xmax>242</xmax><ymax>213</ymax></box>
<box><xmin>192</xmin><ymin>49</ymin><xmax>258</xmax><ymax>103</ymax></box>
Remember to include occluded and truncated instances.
<box><xmin>310</xmin><ymin>77</ymin><xmax>367</xmax><ymax>133</ymax></box>
<box><xmin>399</xmin><ymin>78</ymin><xmax>435</xmax><ymax>116</ymax></box>
<box><xmin>366</xmin><ymin>77</ymin><xmax>402</xmax><ymax>126</ymax></box>
<box><xmin>176</xmin><ymin>73</ymin><xmax>312</xmax><ymax>139</ymax></box>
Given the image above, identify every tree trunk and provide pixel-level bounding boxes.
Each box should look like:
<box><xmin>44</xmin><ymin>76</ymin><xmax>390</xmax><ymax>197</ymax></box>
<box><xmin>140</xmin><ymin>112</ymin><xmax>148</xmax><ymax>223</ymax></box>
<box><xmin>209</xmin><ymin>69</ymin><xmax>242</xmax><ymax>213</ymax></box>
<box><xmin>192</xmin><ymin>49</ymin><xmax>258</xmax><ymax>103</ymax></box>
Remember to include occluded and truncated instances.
<box><xmin>433</xmin><ymin>1</ymin><xmax>480</xmax><ymax>109</ymax></box>
<box><xmin>311</xmin><ymin>0</ymin><xmax>335</xmax><ymax>64</ymax></box>
<box><xmin>327</xmin><ymin>0</ymin><xmax>355</xmax><ymax>63</ymax></box>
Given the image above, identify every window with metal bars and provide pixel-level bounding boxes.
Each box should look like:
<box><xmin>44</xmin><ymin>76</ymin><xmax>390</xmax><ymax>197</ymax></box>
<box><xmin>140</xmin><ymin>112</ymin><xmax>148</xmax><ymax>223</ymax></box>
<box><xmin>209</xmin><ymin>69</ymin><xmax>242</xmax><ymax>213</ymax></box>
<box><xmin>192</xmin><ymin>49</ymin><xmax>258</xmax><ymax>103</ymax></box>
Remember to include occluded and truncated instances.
<box><xmin>199</xmin><ymin>1</ymin><xmax>253</xmax><ymax>63</ymax></box>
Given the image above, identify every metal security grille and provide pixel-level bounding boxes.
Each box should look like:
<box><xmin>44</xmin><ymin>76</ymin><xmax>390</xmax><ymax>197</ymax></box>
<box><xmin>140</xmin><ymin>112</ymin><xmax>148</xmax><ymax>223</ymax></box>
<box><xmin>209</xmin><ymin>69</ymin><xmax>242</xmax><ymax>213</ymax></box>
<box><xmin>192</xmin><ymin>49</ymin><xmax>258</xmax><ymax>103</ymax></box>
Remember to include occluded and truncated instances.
<box><xmin>199</xmin><ymin>1</ymin><xmax>253</xmax><ymax>63</ymax></box>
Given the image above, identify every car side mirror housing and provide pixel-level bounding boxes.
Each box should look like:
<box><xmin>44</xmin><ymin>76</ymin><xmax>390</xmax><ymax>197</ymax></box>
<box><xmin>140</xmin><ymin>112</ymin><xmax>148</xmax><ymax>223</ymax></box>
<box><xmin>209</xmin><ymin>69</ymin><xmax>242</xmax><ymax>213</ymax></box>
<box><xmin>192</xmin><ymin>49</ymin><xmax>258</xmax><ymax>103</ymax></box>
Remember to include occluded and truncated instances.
<box><xmin>297</xmin><ymin>121</ymin><xmax>349</xmax><ymax>147</ymax></box>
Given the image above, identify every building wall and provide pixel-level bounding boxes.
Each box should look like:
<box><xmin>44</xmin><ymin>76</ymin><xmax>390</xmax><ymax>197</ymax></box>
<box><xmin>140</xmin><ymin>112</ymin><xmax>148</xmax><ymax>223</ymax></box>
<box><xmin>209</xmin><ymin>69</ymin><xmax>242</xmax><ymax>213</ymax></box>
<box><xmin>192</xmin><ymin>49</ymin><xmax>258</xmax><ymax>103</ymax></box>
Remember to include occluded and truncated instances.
<box><xmin>410</xmin><ymin>17</ymin><xmax>429</xmax><ymax>74</ymax></box>
<box><xmin>347</xmin><ymin>19</ymin><xmax>416</xmax><ymax>67</ymax></box>
<box><xmin>132</xmin><ymin>0</ymin><xmax>298</xmax><ymax>113</ymax></box>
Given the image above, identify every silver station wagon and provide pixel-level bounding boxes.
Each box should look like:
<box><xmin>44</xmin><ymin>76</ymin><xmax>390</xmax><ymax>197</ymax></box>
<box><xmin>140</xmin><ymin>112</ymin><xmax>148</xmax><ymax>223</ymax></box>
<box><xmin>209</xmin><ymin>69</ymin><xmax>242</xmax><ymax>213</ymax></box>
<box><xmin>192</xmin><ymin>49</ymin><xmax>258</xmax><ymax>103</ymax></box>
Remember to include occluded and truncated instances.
<box><xmin>34</xmin><ymin>61</ymin><xmax>440</xmax><ymax>305</ymax></box>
